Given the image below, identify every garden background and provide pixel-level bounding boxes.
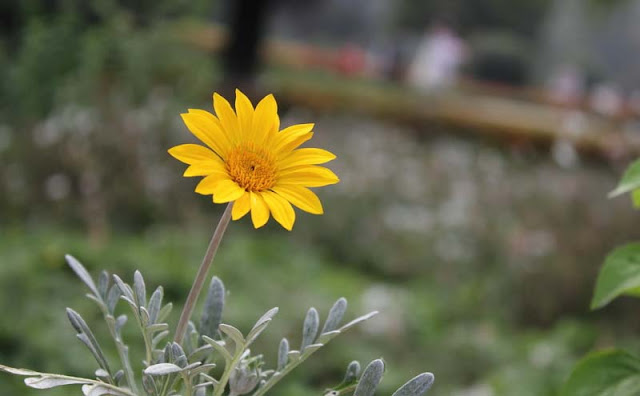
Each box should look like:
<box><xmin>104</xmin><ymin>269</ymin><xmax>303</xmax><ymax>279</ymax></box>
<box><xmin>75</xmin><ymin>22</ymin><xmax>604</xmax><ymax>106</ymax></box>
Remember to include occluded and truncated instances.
<box><xmin>2</xmin><ymin>0</ymin><xmax>640</xmax><ymax>395</ymax></box>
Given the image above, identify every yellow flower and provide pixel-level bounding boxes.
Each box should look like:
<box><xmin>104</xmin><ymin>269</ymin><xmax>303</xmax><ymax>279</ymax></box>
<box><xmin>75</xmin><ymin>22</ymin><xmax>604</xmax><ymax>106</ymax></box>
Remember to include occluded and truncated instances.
<box><xmin>169</xmin><ymin>90</ymin><xmax>339</xmax><ymax>230</ymax></box>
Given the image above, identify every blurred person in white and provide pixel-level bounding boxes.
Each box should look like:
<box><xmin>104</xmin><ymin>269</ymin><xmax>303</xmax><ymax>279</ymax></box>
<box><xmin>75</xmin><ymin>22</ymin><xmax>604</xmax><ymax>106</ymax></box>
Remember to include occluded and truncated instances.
<box><xmin>407</xmin><ymin>22</ymin><xmax>467</xmax><ymax>92</ymax></box>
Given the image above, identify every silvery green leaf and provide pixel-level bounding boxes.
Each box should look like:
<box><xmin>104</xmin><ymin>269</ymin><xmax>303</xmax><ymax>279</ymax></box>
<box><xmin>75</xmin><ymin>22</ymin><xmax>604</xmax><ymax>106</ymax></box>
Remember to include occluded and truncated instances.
<box><xmin>82</xmin><ymin>384</ymin><xmax>131</xmax><ymax>396</ymax></box>
<box><xmin>85</xmin><ymin>294</ymin><xmax>105</xmax><ymax>309</ymax></box>
<box><xmin>115</xmin><ymin>315</ymin><xmax>127</xmax><ymax>335</ymax></box>
<box><xmin>344</xmin><ymin>361</ymin><xmax>361</xmax><ymax>384</ymax></box>
<box><xmin>322</xmin><ymin>298</ymin><xmax>347</xmax><ymax>334</ymax></box>
<box><xmin>144</xmin><ymin>363</ymin><xmax>183</xmax><ymax>376</ymax></box>
<box><xmin>183</xmin><ymin>321</ymin><xmax>199</xmax><ymax>355</ymax></box>
<box><xmin>200</xmin><ymin>277</ymin><xmax>225</xmax><ymax>340</ymax></box>
<box><xmin>301</xmin><ymin>308</ymin><xmax>319</xmax><ymax>350</ymax></box>
<box><xmin>189</xmin><ymin>344</ymin><xmax>213</xmax><ymax>363</ymax></box>
<box><xmin>199</xmin><ymin>373</ymin><xmax>219</xmax><ymax>385</ymax></box>
<box><xmin>0</xmin><ymin>365</ymin><xmax>134</xmax><ymax>396</ymax></box>
<box><xmin>97</xmin><ymin>271</ymin><xmax>109</xmax><ymax>300</ymax></box>
<box><xmin>147</xmin><ymin>286</ymin><xmax>163</xmax><ymax>324</ymax></box>
<box><xmin>120</xmin><ymin>296</ymin><xmax>138</xmax><ymax>313</ymax></box>
<box><xmin>392</xmin><ymin>373</ymin><xmax>435</xmax><ymax>396</ymax></box>
<box><xmin>317</xmin><ymin>330</ymin><xmax>341</xmax><ymax>344</ymax></box>
<box><xmin>219</xmin><ymin>324</ymin><xmax>245</xmax><ymax>351</ymax></box>
<box><xmin>246</xmin><ymin>319</ymin><xmax>272</xmax><ymax>346</ymax></box>
<box><xmin>95</xmin><ymin>368</ymin><xmax>109</xmax><ymax>379</ymax></box>
<box><xmin>202</xmin><ymin>335</ymin><xmax>233</xmax><ymax>364</ymax></box>
<box><xmin>25</xmin><ymin>376</ymin><xmax>88</xmax><ymax>389</ymax></box>
<box><xmin>287</xmin><ymin>350</ymin><xmax>301</xmax><ymax>363</ymax></box>
<box><xmin>66</xmin><ymin>309</ymin><xmax>111</xmax><ymax>374</ymax></box>
<box><xmin>133</xmin><ymin>270</ymin><xmax>146</xmax><ymax>307</ymax></box>
<box><xmin>142</xmin><ymin>375</ymin><xmax>157</xmax><ymax>394</ymax></box>
<box><xmin>354</xmin><ymin>359</ymin><xmax>385</xmax><ymax>396</ymax></box>
<box><xmin>339</xmin><ymin>311</ymin><xmax>379</xmax><ymax>332</ymax></box>
<box><xmin>146</xmin><ymin>323</ymin><xmax>169</xmax><ymax>334</ymax></box>
<box><xmin>66</xmin><ymin>255</ymin><xmax>100</xmax><ymax>299</ymax></box>
<box><xmin>152</xmin><ymin>330</ymin><xmax>170</xmax><ymax>348</ymax></box>
<box><xmin>172</xmin><ymin>343</ymin><xmax>186</xmax><ymax>360</ymax></box>
<box><xmin>139</xmin><ymin>307</ymin><xmax>150</xmax><ymax>327</ymax></box>
<box><xmin>188</xmin><ymin>363</ymin><xmax>217</xmax><ymax>377</ymax></box>
<box><xmin>158</xmin><ymin>303</ymin><xmax>173</xmax><ymax>323</ymax></box>
<box><xmin>183</xmin><ymin>362</ymin><xmax>202</xmax><ymax>371</ymax></box>
<box><xmin>277</xmin><ymin>338</ymin><xmax>289</xmax><ymax>371</ymax></box>
<box><xmin>112</xmin><ymin>275</ymin><xmax>135</xmax><ymax>302</ymax></box>
<box><xmin>113</xmin><ymin>370</ymin><xmax>125</xmax><ymax>386</ymax></box>
<box><xmin>163</xmin><ymin>343</ymin><xmax>174</xmax><ymax>363</ymax></box>
<box><xmin>0</xmin><ymin>365</ymin><xmax>39</xmax><ymax>375</ymax></box>
<box><xmin>302</xmin><ymin>343</ymin><xmax>323</xmax><ymax>355</ymax></box>
<box><xmin>107</xmin><ymin>284</ymin><xmax>121</xmax><ymax>314</ymax></box>
<box><xmin>252</xmin><ymin>307</ymin><xmax>279</xmax><ymax>332</ymax></box>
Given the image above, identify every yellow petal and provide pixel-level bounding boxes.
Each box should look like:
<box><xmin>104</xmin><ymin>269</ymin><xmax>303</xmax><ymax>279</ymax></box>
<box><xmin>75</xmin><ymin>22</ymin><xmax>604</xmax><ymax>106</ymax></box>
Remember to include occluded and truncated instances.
<box><xmin>261</xmin><ymin>191</ymin><xmax>295</xmax><ymax>231</ymax></box>
<box><xmin>231</xmin><ymin>191</ymin><xmax>251</xmax><ymax>220</ymax></box>
<box><xmin>213</xmin><ymin>92</ymin><xmax>239</xmax><ymax>140</ymax></box>
<box><xmin>277</xmin><ymin>166</ymin><xmax>339</xmax><ymax>187</ymax></box>
<box><xmin>195</xmin><ymin>173</ymin><xmax>230</xmax><ymax>195</ymax></box>
<box><xmin>181</xmin><ymin>111</ymin><xmax>231</xmax><ymax>158</ymax></box>
<box><xmin>276</xmin><ymin>132</ymin><xmax>313</xmax><ymax>157</ymax></box>
<box><xmin>278</xmin><ymin>148</ymin><xmax>337</xmax><ymax>170</ymax></box>
<box><xmin>235</xmin><ymin>89</ymin><xmax>254</xmax><ymax>138</ymax></box>
<box><xmin>212</xmin><ymin>179</ymin><xmax>245</xmax><ymax>203</ymax></box>
<box><xmin>168</xmin><ymin>144</ymin><xmax>219</xmax><ymax>164</ymax></box>
<box><xmin>271</xmin><ymin>185</ymin><xmax>323</xmax><ymax>214</ymax></box>
<box><xmin>250</xmin><ymin>191</ymin><xmax>270</xmax><ymax>228</ymax></box>
<box><xmin>183</xmin><ymin>159</ymin><xmax>227</xmax><ymax>177</ymax></box>
<box><xmin>273</xmin><ymin>123</ymin><xmax>314</xmax><ymax>153</ymax></box>
<box><xmin>252</xmin><ymin>94</ymin><xmax>278</xmax><ymax>142</ymax></box>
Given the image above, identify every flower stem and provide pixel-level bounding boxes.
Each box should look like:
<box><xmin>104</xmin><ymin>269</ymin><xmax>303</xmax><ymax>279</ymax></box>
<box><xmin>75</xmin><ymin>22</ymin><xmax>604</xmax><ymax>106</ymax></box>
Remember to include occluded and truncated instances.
<box><xmin>174</xmin><ymin>202</ymin><xmax>234</xmax><ymax>344</ymax></box>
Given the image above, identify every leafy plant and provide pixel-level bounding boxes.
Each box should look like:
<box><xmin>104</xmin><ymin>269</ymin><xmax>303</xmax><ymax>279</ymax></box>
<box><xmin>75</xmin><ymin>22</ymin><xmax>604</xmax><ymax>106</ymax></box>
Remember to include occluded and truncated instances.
<box><xmin>562</xmin><ymin>159</ymin><xmax>640</xmax><ymax>396</ymax></box>
<box><xmin>0</xmin><ymin>255</ymin><xmax>435</xmax><ymax>395</ymax></box>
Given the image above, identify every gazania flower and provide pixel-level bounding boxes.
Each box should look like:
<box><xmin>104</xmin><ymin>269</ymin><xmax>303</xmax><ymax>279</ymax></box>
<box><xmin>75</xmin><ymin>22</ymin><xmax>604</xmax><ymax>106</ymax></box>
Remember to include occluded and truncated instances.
<box><xmin>169</xmin><ymin>90</ymin><xmax>339</xmax><ymax>230</ymax></box>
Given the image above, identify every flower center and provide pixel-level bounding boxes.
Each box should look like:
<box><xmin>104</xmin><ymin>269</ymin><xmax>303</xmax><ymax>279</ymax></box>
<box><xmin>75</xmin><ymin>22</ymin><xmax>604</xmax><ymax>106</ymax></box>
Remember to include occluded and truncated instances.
<box><xmin>226</xmin><ymin>143</ymin><xmax>277</xmax><ymax>192</ymax></box>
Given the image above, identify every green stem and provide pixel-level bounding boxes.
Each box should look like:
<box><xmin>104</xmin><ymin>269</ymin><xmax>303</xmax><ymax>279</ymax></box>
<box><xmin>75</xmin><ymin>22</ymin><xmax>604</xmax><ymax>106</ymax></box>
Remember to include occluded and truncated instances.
<box><xmin>104</xmin><ymin>312</ymin><xmax>139</xmax><ymax>394</ymax></box>
<box><xmin>181</xmin><ymin>372</ymin><xmax>193</xmax><ymax>396</ymax></box>
<box><xmin>174</xmin><ymin>203</ymin><xmax>234</xmax><ymax>344</ymax></box>
<box><xmin>214</xmin><ymin>351</ymin><xmax>244</xmax><ymax>396</ymax></box>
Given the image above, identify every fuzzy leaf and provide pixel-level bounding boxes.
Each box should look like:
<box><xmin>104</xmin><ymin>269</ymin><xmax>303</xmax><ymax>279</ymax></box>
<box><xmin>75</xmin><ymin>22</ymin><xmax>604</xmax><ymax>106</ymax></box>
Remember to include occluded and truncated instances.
<box><xmin>147</xmin><ymin>286</ymin><xmax>164</xmax><ymax>324</ymax></box>
<box><xmin>112</xmin><ymin>275</ymin><xmax>135</xmax><ymax>302</ymax></box>
<box><xmin>158</xmin><ymin>303</ymin><xmax>173</xmax><ymax>323</ymax></box>
<box><xmin>277</xmin><ymin>338</ymin><xmax>290</xmax><ymax>371</ymax></box>
<box><xmin>252</xmin><ymin>307</ymin><xmax>279</xmax><ymax>332</ymax></box>
<box><xmin>202</xmin><ymin>335</ymin><xmax>233</xmax><ymax>364</ymax></box>
<box><xmin>219</xmin><ymin>324</ymin><xmax>245</xmax><ymax>351</ymax></box>
<box><xmin>144</xmin><ymin>363</ymin><xmax>183</xmax><ymax>376</ymax></box>
<box><xmin>97</xmin><ymin>271</ymin><xmax>109</xmax><ymax>300</ymax></box>
<box><xmin>25</xmin><ymin>377</ymin><xmax>88</xmax><ymax>389</ymax></box>
<box><xmin>106</xmin><ymin>284</ymin><xmax>121</xmax><ymax>314</ymax></box>
<box><xmin>200</xmin><ymin>277</ymin><xmax>225</xmax><ymax>339</ymax></box>
<box><xmin>354</xmin><ymin>359</ymin><xmax>385</xmax><ymax>396</ymax></box>
<box><xmin>392</xmin><ymin>373</ymin><xmax>435</xmax><ymax>396</ymax></box>
<box><xmin>344</xmin><ymin>361</ymin><xmax>361</xmax><ymax>384</ymax></box>
<box><xmin>246</xmin><ymin>319</ymin><xmax>273</xmax><ymax>346</ymax></box>
<box><xmin>66</xmin><ymin>309</ymin><xmax>111</xmax><ymax>375</ymax></box>
<box><xmin>66</xmin><ymin>255</ymin><xmax>100</xmax><ymax>299</ymax></box>
<box><xmin>133</xmin><ymin>270</ymin><xmax>146</xmax><ymax>307</ymax></box>
<box><xmin>322</xmin><ymin>298</ymin><xmax>347</xmax><ymax>334</ymax></box>
<box><xmin>301</xmin><ymin>308</ymin><xmax>319</xmax><ymax>350</ymax></box>
<box><xmin>339</xmin><ymin>311</ymin><xmax>379</xmax><ymax>332</ymax></box>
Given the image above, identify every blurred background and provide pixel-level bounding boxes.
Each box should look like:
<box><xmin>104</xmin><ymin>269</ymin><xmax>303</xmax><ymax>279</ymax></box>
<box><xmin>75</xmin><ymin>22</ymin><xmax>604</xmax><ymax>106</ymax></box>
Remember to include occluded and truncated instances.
<box><xmin>2</xmin><ymin>0</ymin><xmax>640</xmax><ymax>395</ymax></box>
